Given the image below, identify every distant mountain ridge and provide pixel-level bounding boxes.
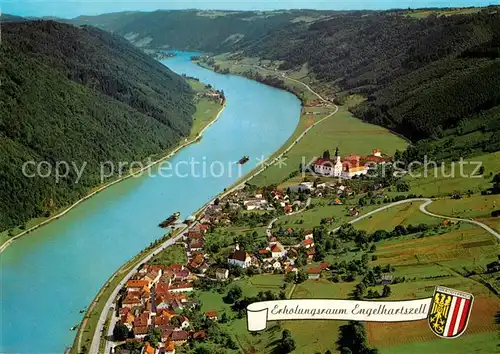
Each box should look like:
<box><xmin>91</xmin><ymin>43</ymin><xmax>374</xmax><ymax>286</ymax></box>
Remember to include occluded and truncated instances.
<box><xmin>71</xmin><ymin>8</ymin><xmax>500</xmax><ymax>160</ymax></box>
<box><xmin>0</xmin><ymin>20</ymin><xmax>195</xmax><ymax>231</ymax></box>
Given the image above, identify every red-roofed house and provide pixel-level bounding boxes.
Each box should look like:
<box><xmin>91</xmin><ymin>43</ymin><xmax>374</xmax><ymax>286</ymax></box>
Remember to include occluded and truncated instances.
<box><xmin>171</xmin><ymin>330</ymin><xmax>189</xmax><ymax>345</ymax></box>
<box><xmin>168</xmin><ymin>282</ymin><xmax>193</xmax><ymax>293</ymax></box>
<box><xmin>161</xmin><ymin>341</ymin><xmax>176</xmax><ymax>354</ymax></box>
<box><xmin>133</xmin><ymin>326</ymin><xmax>149</xmax><ymax>339</ymax></box>
<box><xmin>204</xmin><ymin>311</ymin><xmax>218</xmax><ymax>321</ymax></box>
<box><xmin>143</xmin><ymin>342</ymin><xmax>156</xmax><ymax>354</ymax></box>
<box><xmin>307</xmin><ymin>267</ymin><xmax>322</xmax><ymax>279</ymax></box>
<box><xmin>227</xmin><ymin>244</ymin><xmax>251</xmax><ymax>268</ymax></box>
<box><xmin>270</xmin><ymin>242</ymin><xmax>286</xmax><ymax>259</ymax></box>
<box><xmin>127</xmin><ymin>279</ymin><xmax>151</xmax><ymax>291</ymax></box>
<box><xmin>302</xmin><ymin>238</ymin><xmax>314</xmax><ymax>249</ymax></box>
<box><xmin>123</xmin><ymin>292</ymin><xmax>142</xmax><ymax>308</ymax></box>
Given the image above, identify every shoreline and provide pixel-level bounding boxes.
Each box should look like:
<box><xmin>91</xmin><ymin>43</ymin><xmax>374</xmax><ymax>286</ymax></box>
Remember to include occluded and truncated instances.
<box><xmin>0</xmin><ymin>103</ymin><xmax>226</xmax><ymax>254</ymax></box>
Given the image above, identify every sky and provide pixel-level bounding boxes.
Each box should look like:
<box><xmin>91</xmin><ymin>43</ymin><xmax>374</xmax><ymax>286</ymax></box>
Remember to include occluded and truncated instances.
<box><xmin>2</xmin><ymin>0</ymin><xmax>499</xmax><ymax>19</ymax></box>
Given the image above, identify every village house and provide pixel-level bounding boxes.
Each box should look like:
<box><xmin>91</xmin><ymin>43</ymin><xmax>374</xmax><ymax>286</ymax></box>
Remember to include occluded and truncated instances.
<box><xmin>306</xmin><ymin>248</ymin><xmax>316</xmax><ymax>263</ymax></box>
<box><xmin>170</xmin><ymin>330</ymin><xmax>189</xmax><ymax>346</ymax></box>
<box><xmin>307</xmin><ymin>267</ymin><xmax>322</xmax><ymax>280</ymax></box>
<box><xmin>159</xmin><ymin>341</ymin><xmax>176</xmax><ymax>354</ymax></box>
<box><xmin>381</xmin><ymin>274</ymin><xmax>394</xmax><ymax>285</ymax></box>
<box><xmin>270</xmin><ymin>242</ymin><xmax>286</xmax><ymax>259</ymax></box>
<box><xmin>302</xmin><ymin>238</ymin><xmax>314</xmax><ymax>249</ymax></box>
<box><xmin>127</xmin><ymin>279</ymin><xmax>151</xmax><ymax>292</ymax></box>
<box><xmin>143</xmin><ymin>342</ymin><xmax>155</xmax><ymax>354</ymax></box>
<box><xmin>227</xmin><ymin>244</ymin><xmax>252</xmax><ymax>268</ymax></box>
<box><xmin>189</xmin><ymin>253</ymin><xmax>209</xmax><ymax>273</ymax></box>
<box><xmin>204</xmin><ymin>311</ymin><xmax>218</xmax><ymax>321</ymax></box>
<box><xmin>215</xmin><ymin>268</ymin><xmax>229</xmax><ymax>280</ymax></box>
<box><xmin>168</xmin><ymin>282</ymin><xmax>194</xmax><ymax>293</ymax></box>
<box><xmin>243</xmin><ymin>197</ymin><xmax>268</xmax><ymax>210</ymax></box>
<box><xmin>122</xmin><ymin>292</ymin><xmax>143</xmax><ymax>309</ymax></box>
<box><xmin>133</xmin><ymin>326</ymin><xmax>149</xmax><ymax>339</ymax></box>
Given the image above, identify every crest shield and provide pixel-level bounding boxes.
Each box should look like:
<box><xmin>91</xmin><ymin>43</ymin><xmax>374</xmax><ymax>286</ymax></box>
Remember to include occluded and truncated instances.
<box><xmin>428</xmin><ymin>286</ymin><xmax>473</xmax><ymax>338</ymax></box>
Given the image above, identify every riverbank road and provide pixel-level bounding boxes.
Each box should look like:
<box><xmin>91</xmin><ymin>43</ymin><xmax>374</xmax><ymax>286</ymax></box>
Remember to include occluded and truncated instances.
<box><xmin>90</xmin><ymin>231</ymin><xmax>185</xmax><ymax>354</ymax></box>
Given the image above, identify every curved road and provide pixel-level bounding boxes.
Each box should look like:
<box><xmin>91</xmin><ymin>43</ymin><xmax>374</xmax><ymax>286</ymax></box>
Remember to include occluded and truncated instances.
<box><xmin>331</xmin><ymin>198</ymin><xmax>500</xmax><ymax>240</ymax></box>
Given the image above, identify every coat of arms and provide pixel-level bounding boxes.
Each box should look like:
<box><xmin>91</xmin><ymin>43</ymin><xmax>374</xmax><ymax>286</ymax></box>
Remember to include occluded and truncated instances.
<box><xmin>428</xmin><ymin>286</ymin><xmax>474</xmax><ymax>338</ymax></box>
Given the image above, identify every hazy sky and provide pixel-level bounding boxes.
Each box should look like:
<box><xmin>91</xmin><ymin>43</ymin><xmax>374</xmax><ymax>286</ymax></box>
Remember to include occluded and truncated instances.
<box><xmin>3</xmin><ymin>0</ymin><xmax>499</xmax><ymax>18</ymax></box>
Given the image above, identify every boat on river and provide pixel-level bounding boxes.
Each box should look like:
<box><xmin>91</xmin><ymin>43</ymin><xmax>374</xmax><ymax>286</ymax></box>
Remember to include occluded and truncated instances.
<box><xmin>158</xmin><ymin>212</ymin><xmax>180</xmax><ymax>228</ymax></box>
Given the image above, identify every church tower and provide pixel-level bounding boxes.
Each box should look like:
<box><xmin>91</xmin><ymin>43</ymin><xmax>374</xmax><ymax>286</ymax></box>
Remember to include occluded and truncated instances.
<box><xmin>334</xmin><ymin>146</ymin><xmax>342</xmax><ymax>177</ymax></box>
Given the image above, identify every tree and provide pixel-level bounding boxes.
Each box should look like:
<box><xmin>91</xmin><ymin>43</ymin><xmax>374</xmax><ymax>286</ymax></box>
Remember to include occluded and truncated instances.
<box><xmin>220</xmin><ymin>312</ymin><xmax>229</xmax><ymax>323</ymax></box>
<box><xmin>112</xmin><ymin>323</ymin><xmax>129</xmax><ymax>341</ymax></box>
<box><xmin>337</xmin><ymin>321</ymin><xmax>368</xmax><ymax>354</ymax></box>
<box><xmin>296</xmin><ymin>270</ymin><xmax>308</xmax><ymax>283</ymax></box>
<box><xmin>169</xmin><ymin>316</ymin><xmax>182</xmax><ymax>327</ymax></box>
<box><xmin>278</xmin><ymin>330</ymin><xmax>296</xmax><ymax>353</ymax></box>
<box><xmin>382</xmin><ymin>285</ymin><xmax>392</xmax><ymax>298</ymax></box>
<box><xmin>144</xmin><ymin>328</ymin><xmax>162</xmax><ymax>347</ymax></box>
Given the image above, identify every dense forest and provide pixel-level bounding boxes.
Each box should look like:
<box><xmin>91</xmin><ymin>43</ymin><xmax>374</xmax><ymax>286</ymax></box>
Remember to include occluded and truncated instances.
<box><xmin>0</xmin><ymin>20</ymin><xmax>195</xmax><ymax>231</ymax></box>
<box><xmin>74</xmin><ymin>8</ymin><xmax>500</xmax><ymax>159</ymax></box>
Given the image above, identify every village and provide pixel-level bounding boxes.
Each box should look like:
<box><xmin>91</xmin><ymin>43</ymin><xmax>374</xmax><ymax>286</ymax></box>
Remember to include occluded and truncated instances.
<box><xmin>110</xmin><ymin>147</ymin><xmax>398</xmax><ymax>354</ymax></box>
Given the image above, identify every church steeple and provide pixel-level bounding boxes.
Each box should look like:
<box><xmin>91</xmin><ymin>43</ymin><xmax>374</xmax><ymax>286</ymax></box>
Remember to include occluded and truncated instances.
<box><xmin>334</xmin><ymin>147</ymin><xmax>341</xmax><ymax>164</ymax></box>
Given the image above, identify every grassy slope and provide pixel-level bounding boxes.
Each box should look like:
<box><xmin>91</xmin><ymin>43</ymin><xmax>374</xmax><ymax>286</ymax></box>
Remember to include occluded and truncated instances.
<box><xmin>404</xmin><ymin>152</ymin><xmax>500</xmax><ymax>197</ymax></box>
<box><xmin>251</xmin><ymin>108</ymin><xmax>409</xmax><ymax>186</ymax></box>
<box><xmin>353</xmin><ymin>201</ymin><xmax>441</xmax><ymax>232</ymax></box>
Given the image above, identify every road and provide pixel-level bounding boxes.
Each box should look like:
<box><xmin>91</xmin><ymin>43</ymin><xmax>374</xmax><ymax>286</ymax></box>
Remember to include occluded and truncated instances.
<box><xmin>90</xmin><ymin>230</ymin><xmax>186</xmax><ymax>354</ymax></box>
<box><xmin>331</xmin><ymin>198</ymin><xmax>500</xmax><ymax>240</ymax></box>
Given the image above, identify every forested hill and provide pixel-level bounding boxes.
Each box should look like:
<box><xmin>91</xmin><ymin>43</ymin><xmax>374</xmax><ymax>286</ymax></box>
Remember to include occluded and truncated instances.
<box><xmin>72</xmin><ymin>8</ymin><xmax>500</xmax><ymax>159</ymax></box>
<box><xmin>0</xmin><ymin>20</ymin><xmax>195</xmax><ymax>232</ymax></box>
<box><xmin>71</xmin><ymin>10</ymin><xmax>333</xmax><ymax>51</ymax></box>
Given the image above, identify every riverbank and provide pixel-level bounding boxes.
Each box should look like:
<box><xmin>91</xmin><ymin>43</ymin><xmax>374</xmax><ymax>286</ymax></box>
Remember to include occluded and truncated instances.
<box><xmin>69</xmin><ymin>99</ymin><xmax>226</xmax><ymax>352</ymax></box>
<box><xmin>0</xmin><ymin>91</ymin><xmax>225</xmax><ymax>254</ymax></box>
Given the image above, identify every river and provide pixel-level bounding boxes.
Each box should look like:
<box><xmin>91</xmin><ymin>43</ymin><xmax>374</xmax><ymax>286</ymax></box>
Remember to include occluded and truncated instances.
<box><xmin>0</xmin><ymin>52</ymin><xmax>301</xmax><ymax>353</ymax></box>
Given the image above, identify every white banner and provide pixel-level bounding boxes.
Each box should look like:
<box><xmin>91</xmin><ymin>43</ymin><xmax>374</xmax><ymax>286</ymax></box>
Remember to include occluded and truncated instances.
<box><xmin>247</xmin><ymin>298</ymin><xmax>432</xmax><ymax>331</ymax></box>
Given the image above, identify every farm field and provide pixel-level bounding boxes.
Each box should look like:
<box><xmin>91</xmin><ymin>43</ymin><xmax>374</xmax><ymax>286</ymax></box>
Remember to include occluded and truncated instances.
<box><xmin>251</xmin><ymin>108</ymin><xmax>409</xmax><ymax>187</ymax></box>
<box><xmin>148</xmin><ymin>244</ymin><xmax>187</xmax><ymax>266</ymax></box>
<box><xmin>426</xmin><ymin>195</ymin><xmax>500</xmax><ymax>232</ymax></box>
<box><xmin>371</xmin><ymin>223</ymin><xmax>499</xmax><ymax>270</ymax></box>
<box><xmin>353</xmin><ymin>201</ymin><xmax>440</xmax><ymax>232</ymax></box>
<box><xmin>404</xmin><ymin>152</ymin><xmax>500</xmax><ymax>197</ymax></box>
<box><xmin>273</xmin><ymin>198</ymin><xmax>382</xmax><ymax>234</ymax></box>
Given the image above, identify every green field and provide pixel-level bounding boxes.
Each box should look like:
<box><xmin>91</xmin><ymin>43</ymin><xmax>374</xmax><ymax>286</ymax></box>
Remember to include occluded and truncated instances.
<box><xmin>353</xmin><ymin>201</ymin><xmax>440</xmax><ymax>232</ymax></box>
<box><xmin>189</xmin><ymin>97</ymin><xmax>223</xmax><ymax>139</ymax></box>
<box><xmin>404</xmin><ymin>152</ymin><xmax>500</xmax><ymax>197</ymax></box>
<box><xmin>379</xmin><ymin>332</ymin><xmax>498</xmax><ymax>354</ymax></box>
<box><xmin>251</xmin><ymin>108</ymin><xmax>409</xmax><ymax>186</ymax></box>
<box><xmin>274</xmin><ymin>198</ymin><xmax>381</xmax><ymax>235</ymax></box>
<box><xmin>426</xmin><ymin>195</ymin><xmax>500</xmax><ymax>231</ymax></box>
<box><xmin>149</xmin><ymin>244</ymin><xmax>187</xmax><ymax>266</ymax></box>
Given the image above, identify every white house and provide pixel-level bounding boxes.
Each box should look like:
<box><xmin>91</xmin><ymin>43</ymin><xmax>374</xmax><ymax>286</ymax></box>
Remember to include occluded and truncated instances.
<box><xmin>270</xmin><ymin>242</ymin><xmax>286</xmax><ymax>259</ymax></box>
<box><xmin>227</xmin><ymin>244</ymin><xmax>252</xmax><ymax>268</ymax></box>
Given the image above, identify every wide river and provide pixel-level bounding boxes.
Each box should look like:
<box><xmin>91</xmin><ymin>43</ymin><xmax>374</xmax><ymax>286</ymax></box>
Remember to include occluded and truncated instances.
<box><xmin>0</xmin><ymin>52</ymin><xmax>301</xmax><ymax>353</ymax></box>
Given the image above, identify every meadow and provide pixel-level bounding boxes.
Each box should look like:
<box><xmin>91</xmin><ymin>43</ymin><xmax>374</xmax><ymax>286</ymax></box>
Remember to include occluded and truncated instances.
<box><xmin>426</xmin><ymin>195</ymin><xmax>499</xmax><ymax>232</ymax></box>
<box><xmin>251</xmin><ymin>108</ymin><xmax>409</xmax><ymax>187</ymax></box>
<box><xmin>353</xmin><ymin>201</ymin><xmax>441</xmax><ymax>232</ymax></box>
<box><xmin>404</xmin><ymin>152</ymin><xmax>500</xmax><ymax>197</ymax></box>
